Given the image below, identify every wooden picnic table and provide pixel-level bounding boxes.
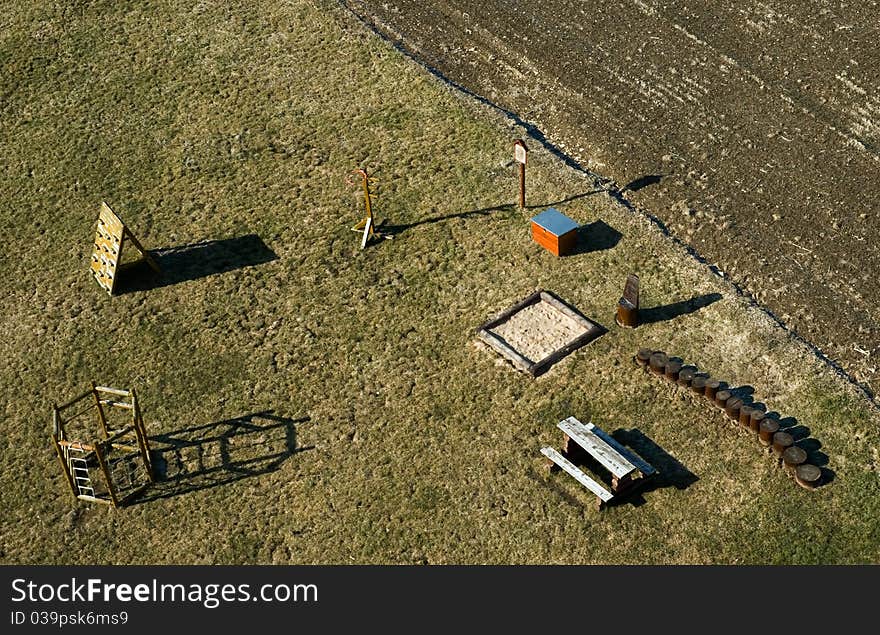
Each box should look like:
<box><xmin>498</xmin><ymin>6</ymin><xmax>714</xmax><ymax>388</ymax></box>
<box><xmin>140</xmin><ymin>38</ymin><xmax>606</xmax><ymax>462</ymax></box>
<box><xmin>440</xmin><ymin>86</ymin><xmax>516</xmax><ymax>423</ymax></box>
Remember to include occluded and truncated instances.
<box><xmin>542</xmin><ymin>417</ymin><xmax>656</xmax><ymax>508</ymax></box>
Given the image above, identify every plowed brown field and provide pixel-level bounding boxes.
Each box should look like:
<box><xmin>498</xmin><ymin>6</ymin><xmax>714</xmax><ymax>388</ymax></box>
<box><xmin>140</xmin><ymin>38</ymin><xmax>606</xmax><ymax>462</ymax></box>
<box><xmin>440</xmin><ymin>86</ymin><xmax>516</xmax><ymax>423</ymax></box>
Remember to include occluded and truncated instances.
<box><xmin>347</xmin><ymin>0</ymin><xmax>880</xmax><ymax>396</ymax></box>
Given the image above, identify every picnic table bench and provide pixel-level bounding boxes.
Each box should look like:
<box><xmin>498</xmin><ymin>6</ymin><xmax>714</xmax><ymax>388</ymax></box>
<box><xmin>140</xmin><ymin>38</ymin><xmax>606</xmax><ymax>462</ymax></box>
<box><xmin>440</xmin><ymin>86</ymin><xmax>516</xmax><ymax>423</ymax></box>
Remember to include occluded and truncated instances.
<box><xmin>541</xmin><ymin>416</ymin><xmax>656</xmax><ymax>508</ymax></box>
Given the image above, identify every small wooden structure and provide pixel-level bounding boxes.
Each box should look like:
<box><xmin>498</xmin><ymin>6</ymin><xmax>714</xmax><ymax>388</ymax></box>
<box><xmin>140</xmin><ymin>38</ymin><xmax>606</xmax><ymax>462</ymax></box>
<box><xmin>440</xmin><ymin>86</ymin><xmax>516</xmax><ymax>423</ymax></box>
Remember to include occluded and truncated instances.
<box><xmin>90</xmin><ymin>202</ymin><xmax>160</xmax><ymax>295</ymax></box>
<box><xmin>542</xmin><ymin>416</ymin><xmax>656</xmax><ymax>509</ymax></box>
<box><xmin>51</xmin><ymin>385</ymin><xmax>155</xmax><ymax>508</ymax></box>
<box><xmin>348</xmin><ymin>167</ymin><xmax>391</xmax><ymax>249</ymax></box>
<box><xmin>530</xmin><ymin>208</ymin><xmax>579</xmax><ymax>256</ymax></box>
<box><xmin>616</xmin><ymin>274</ymin><xmax>640</xmax><ymax>328</ymax></box>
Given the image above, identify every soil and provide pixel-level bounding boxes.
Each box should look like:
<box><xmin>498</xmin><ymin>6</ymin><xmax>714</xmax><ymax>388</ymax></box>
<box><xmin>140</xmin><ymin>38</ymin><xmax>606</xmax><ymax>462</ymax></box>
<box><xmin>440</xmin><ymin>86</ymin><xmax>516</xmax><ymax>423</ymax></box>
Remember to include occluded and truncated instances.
<box><xmin>344</xmin><ymin>0</ymin><xmax>880</xmax><ymax>397</ymax></box>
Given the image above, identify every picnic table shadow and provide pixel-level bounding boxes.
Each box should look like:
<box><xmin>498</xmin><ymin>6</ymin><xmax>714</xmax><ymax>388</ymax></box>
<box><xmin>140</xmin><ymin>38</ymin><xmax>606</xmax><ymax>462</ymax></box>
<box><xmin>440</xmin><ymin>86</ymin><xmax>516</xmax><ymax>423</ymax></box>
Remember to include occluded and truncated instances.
<box><xmin>135</xmin><ymin>411</ymin><xmax>312</xmax><ymax>503</ymax></box>
<box><xmin>115</xmin><ymin>234</ymin><xmax>277</xmax><ymax>293</ymax></box>
<box><xmin>606</xmin><ymin>428</ymin><xmax>698</xmax><ymax>508</ymax></box>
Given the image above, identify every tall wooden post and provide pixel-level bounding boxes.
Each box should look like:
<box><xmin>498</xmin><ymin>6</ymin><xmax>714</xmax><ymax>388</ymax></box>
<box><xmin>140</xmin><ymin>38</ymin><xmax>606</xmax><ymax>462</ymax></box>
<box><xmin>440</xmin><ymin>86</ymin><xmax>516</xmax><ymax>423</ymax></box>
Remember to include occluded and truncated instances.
<box><xmin>514</xmin><ymin>139</ymin><xmax>528</xmax><ymax>208</ymax></box>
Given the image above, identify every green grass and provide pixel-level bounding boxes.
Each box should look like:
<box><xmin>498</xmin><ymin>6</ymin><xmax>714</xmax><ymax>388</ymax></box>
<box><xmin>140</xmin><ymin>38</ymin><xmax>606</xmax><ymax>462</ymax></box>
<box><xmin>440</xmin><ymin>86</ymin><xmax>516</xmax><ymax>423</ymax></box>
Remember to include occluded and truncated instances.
<box><xmin>1</xmin><ymin>0</ymin><xmax>879</xmax><ymax>564</ymax></box>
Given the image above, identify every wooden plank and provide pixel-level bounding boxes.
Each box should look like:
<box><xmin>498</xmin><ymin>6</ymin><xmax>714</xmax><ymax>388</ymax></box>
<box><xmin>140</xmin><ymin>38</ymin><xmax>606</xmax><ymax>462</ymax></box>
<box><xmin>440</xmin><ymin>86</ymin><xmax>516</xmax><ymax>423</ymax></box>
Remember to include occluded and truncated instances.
<box><xmin>558</xmin><ymin>417</ymin><xmax>636</xmax><ymax>479</ymax></box>
<box><xmin>541</xmin><ymin>447</ymin><xmax>613</xmax><ymax>502</ymax></box>
<box><xmin>123</xmin><ymin>227</ymin><xmax>161</xmax><ymax>274</ymax></box>
<box><xmin>100</xmin><ymin>400</ymin><xmax>134</xmax><ymax>410</ymax></box>
<box><xmin>622</xmin><ymin>274</ymin><xmax>640</xmax><ymax>310</ymax></box>
<box><xmin>91</xmin><ymin>202</ymin><xmax>126</xmax><ymax>295</ymax></box>
<box><xmin>586</xmin><ymin>422</ymin><xmax>656</xmax><ymax>477</ymax></box>
<box><xmin>94</xmin><ymin>386</ymin><xmax>132</xmax><ymax>398</ymax></box>
<box><xmin>477</xmin><ymin>329</ymin><xmax>535</xmax><ymax>374</ymax></box>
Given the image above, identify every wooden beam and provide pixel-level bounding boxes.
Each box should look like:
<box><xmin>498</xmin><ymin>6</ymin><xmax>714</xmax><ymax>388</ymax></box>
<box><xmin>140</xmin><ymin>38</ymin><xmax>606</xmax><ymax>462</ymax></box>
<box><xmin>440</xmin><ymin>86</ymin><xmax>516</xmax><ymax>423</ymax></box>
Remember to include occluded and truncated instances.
<box><xmin>586</xmin><ymin>422</ymin><xmax>656</xmax><ymax>477</ymax></box>
<box><xmin>477</xmin><ymin>329</ymin><xmax>535</xmax><ymax>375</ymax></box>
<box><xmin>94</xmin><ymin>386</ymin><xmax>132</xmax><ymax>398</ymax></box>
<box><xmin>131</xmin><ymin>389</ymin><xmax>154</xmax><ymax>481</ymax></box>
<box><xmin>94</xmin><ymin>442</ymin><xmax>120</xmax><ymax>508</ymax></box>
<box><xmin>123</xmin><ymin>227</ymin><xmax>161</xmax><ymax>274</ymax></box>
<box><xmin>557</xmin><ymin>417</ymin><xmax>636</xmax><ymax>479</ymax></box>
<box><xmin>91</xmin><ymin>381</ymin><xmax>109</xmax><ymax>438</ymax></box>
<box><xmin>51</xmin><ymin>432</ymin><xmax>79</xmax><ymax>500</ymax></box>
<box><xmin>541</xmin><ymin>447</ymin><xmax>613</xmax><ymax>502</ymax></box>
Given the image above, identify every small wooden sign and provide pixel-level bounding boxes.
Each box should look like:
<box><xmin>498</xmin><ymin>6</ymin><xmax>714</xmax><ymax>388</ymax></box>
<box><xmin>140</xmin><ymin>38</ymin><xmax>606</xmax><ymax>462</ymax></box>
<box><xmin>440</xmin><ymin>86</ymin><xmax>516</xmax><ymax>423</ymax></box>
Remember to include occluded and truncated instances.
<box><xmin>89</xmin><ymin>202</ymin><xmax>160</xmax><ymax>295</ymax></box>
<box><xmin>514</xmin><ymin>139</ymin><xmax>528</xmax><ymax>164</ymax></box>
<box><xmin>623</xmin><ymin>274</ymin><xmax>639</xmax><ymax>309</ymax></box>
<box><xmin>616</xmin><ymin>274</ymin><xmax>640</xmax><ymax>328</ymax></box>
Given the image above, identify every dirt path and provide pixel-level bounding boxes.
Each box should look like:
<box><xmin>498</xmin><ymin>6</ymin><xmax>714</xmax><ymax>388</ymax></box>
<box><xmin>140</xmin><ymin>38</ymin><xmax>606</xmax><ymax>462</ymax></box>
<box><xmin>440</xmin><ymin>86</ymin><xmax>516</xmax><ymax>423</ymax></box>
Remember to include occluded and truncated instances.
<box><xmin>345</xmin><ymin>0</ymin><xmax>880</xmax><ymax>396</ymax></box>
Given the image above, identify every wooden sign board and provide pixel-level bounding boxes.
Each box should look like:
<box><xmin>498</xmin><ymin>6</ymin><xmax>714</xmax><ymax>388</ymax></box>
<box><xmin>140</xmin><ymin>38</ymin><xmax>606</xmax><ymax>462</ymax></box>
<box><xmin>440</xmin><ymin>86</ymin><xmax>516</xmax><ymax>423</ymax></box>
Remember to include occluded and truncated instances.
<box><xmin>514</xmin><ymin>139</ymin><xmax>528</xmax><ymax>164</ymax></box>
<box><xmin>89</xmin><ymin>202</ymin><xmax>160</xmax><ymax>295</ymax></box>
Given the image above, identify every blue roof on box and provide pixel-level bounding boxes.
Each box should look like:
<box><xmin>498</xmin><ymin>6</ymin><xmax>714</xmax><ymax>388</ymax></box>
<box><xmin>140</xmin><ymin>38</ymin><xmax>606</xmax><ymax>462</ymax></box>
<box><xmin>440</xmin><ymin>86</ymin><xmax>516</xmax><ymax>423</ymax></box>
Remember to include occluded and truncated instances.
<box><xmin>530</xmin><ymin>208</ymin><xmax>580</xmax><ymax>236</ymax></box>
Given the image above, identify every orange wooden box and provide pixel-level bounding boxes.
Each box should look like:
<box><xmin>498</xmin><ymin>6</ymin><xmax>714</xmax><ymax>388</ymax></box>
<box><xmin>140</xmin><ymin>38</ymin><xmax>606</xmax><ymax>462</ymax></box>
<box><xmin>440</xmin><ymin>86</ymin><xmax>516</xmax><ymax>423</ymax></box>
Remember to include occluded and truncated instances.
<box><xmin>530</xmin><ymin>208</ymin><xmax>579</xmax><ymax>256</ymax></box>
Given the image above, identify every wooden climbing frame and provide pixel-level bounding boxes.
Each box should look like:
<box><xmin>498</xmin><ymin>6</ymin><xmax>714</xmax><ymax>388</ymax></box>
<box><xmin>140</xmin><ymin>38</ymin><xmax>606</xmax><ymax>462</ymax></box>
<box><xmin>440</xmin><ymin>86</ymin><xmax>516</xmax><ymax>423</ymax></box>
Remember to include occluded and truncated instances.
<box><xmin>90</xmin><ymin>202</ymin><xmax>160</xmax><ymax>295</ymax></box>
<box><xmin>51</xmin><ymin>384</ymin><xmax>155</xmax><ymax>508</ymax></box>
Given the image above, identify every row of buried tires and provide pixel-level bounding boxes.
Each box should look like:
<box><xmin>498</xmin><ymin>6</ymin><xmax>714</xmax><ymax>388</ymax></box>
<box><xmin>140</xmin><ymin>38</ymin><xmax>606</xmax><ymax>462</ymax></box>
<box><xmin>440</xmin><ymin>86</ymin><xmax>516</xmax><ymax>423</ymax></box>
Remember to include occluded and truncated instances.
<box><xmin>635</xmin><ymin>348</ymin><xmax>824</xmax><ymax>490</ymax></box>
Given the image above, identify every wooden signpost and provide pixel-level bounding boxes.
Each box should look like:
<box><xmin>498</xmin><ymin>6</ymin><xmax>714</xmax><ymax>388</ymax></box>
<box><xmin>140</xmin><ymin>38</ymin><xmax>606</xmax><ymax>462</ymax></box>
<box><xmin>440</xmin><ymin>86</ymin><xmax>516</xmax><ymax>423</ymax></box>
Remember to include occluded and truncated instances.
<box><xmin>348</xmin><ymin>167</ymin><xmax>390</xmax><ymax>249</ymax></box>
<box><xmin>514</xmin><ymin>139</ymin><xmax>528</xmax><ymax>208</ymax></box>
<box><xmin>616</xmin><ymin>273</ymin><xmax>640</xmax><ymax>328</ymax></box>
<box><xmin>90</xmin><ymin>202</ymin><xmax>160</xmax><ymax>295</ymax></box>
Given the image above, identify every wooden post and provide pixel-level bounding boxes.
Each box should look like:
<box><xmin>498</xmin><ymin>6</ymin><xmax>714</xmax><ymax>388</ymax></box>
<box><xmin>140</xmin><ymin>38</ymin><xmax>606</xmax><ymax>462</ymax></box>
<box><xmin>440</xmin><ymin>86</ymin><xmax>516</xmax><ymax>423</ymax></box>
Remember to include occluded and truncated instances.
<box><xmin>795</xmin><ymin>463</ymin><xmax>821</xmax><ymax>489</ymax></box>
<box><xmin>514</xmin><ymin>140</ymin><xmax>528</xmax><ymax>208</ymax></box>
<box><xmin>704</xmin><ymin>379</ymin><xmax>721</xmax><ymax>401</ymax></box>
<box><xmin>677</xmin><ymin>367</ymin><xmax>695</xmax><ymax>387</ymax></box>
<box><xmin>635</xmin><ymin>348</ymin><xmax>652</xmax><ymax>367</ymax></box>
<box><xmin>131</xmin><ymin>388</ymin><xmax>154</xmax><ymax>482</ymax></box>
<box><xmin>649</xmin><ymin>352</ymin><xmax>668</xmax><ymax>375</ymax></box>
<box><xmin>664</xmin><ymin>360</ymin><xmax>682</xmax><ymax>382</ymax></box>
<box><xmin>690</xmin><ymin>375</ymin><xmax>707</xmax><ymax>395</ymax></box>
<box><xmin>51</xmin><ymin>424</ymin><xmax>79</xmax><ymax>501</ymax></box>
<box><xmin>714</xmin><ymin>389</ymin><xmax>731</xmax><ymax>409</ymax></box>
<box><xmin>783</xmin><ymin>446</ymin><xmax>807</xmax><ymax>474</ymax></box>
<box><xmin>759</xmin><ymin>419</ymin><xmax>780</xmax><ymax>446</ymax></box>
<box><xmin>772</xmin><ymin>431</ymin><xmax>794</xmax><ymax>457</ymax></box>
<box><xmin>94</xmin><ymin>441</ymin><xmax>120</xmax><ymax>508</ymax></box>
<box><xmin>725</xmin><ymin>397</ymin><xmax>743</xmax><ymax>421</ymax></box>
<box><xmin>91</xmin><ymin>381</ymin><xmax>109</xmax><ymax>438</ymax></box>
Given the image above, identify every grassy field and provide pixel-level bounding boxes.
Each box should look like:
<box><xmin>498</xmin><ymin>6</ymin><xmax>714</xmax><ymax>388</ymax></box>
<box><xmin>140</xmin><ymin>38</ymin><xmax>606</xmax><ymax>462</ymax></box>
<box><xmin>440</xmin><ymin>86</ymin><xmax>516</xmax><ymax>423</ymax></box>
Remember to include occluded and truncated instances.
<box><xmin>1</xmin><ymin>0</ymin><xmax>878</xmax><ymax>564</ymax></box>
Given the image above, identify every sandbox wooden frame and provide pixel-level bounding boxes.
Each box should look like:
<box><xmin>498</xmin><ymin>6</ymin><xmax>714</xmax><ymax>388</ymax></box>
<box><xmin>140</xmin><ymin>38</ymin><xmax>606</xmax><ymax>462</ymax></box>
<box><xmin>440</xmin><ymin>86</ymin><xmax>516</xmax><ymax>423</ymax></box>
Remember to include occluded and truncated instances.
<box><xmin>477</xmin><ymin>289</ymin><xmax>605</xmax><ymax>377</ymax></box>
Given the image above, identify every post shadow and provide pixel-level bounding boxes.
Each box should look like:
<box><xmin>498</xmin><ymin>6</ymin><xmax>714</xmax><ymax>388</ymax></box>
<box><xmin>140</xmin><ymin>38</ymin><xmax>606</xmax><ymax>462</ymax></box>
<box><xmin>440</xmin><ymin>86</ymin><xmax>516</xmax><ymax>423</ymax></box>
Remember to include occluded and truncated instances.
<box><xmin>114</xmin><ymin>234</ymin><xmax>277</xmax><ymax>293</ymax></box>
<box><xmin>524</xmin><ymin>188</ymin><xmax>606</xmax><ymax>209</ymax></box>
<box><xmin>621</xmin><ymin>174</ymin><xmax>666</xmax><ymax>193</ymax></box>
<box><xmin>135</xmin><ymin>411</ymin><xmax>312</xmax><ymax>503</ymax></box>
<box><xmin>382</xmin><ymin>203</ymin><xmax>516</xmax><ymax>236</ymax></box>
<box><xmin>569</xmin><ymin>219</ymin><xmax>623</xmax><ymax>255</ymax></box>
<box><xmin>638</xmin><ymin>292</ymin><xmax>722</xmax><ymax>325</ymax></box>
